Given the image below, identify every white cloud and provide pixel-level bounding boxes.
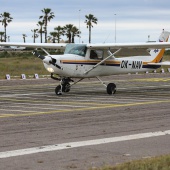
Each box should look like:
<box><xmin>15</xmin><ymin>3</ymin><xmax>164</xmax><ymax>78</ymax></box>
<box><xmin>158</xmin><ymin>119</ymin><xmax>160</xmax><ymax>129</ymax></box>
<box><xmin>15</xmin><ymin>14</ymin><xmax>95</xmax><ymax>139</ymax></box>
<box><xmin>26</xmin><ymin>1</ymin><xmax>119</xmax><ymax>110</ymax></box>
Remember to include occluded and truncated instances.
<box><xmin>1</xmin><ymin>0</ymin><xmax>170</xmax><ymax>43</ymax></box>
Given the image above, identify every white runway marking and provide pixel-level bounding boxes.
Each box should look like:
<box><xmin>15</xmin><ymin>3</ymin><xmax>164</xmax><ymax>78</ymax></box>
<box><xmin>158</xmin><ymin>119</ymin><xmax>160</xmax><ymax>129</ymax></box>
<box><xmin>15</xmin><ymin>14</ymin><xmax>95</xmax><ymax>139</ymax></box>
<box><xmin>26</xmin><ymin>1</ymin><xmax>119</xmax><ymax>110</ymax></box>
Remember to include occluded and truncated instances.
<box><xmin>0</xmin><ymin>130</ymin><xmax>170</xmax><ymax>159</ymax></box>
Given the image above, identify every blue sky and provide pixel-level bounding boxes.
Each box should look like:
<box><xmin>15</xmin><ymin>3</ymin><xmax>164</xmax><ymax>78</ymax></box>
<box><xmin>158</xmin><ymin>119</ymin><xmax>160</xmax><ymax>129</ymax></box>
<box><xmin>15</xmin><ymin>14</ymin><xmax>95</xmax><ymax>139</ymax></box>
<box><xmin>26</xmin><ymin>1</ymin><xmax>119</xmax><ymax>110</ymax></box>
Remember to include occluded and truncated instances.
<box><xmin>0</xmin><ymin>0</ymin><xmax>170</xmax><ymax>43</ymax></box>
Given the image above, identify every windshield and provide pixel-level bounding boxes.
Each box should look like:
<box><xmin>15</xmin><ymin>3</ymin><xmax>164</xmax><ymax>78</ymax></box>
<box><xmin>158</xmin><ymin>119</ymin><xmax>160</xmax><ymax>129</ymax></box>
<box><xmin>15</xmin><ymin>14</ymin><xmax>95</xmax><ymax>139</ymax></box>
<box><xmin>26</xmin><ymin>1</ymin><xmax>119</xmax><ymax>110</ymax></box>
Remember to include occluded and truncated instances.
<box><xmin>64</xmin><ymin>44</ymin><xmax>87</xmax><ymax>57</ymax></box>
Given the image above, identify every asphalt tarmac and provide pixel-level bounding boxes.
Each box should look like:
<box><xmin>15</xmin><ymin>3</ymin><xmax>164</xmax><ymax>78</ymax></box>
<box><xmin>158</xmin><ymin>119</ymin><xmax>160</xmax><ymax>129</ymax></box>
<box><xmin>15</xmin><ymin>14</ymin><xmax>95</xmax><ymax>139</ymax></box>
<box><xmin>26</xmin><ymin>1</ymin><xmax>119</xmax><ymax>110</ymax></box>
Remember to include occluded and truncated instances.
<box><xmin>0</xmin><ymin>73</ymin><xmax>170</xmax><ymax>170</ymax></box>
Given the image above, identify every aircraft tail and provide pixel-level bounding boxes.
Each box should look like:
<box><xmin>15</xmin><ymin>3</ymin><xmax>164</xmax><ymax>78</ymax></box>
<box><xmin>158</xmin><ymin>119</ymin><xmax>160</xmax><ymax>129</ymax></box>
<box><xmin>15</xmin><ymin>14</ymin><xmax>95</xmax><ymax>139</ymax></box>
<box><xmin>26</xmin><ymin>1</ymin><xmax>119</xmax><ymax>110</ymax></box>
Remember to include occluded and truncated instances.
<box><xmin>150</xmin><ymin>30</ymin><xmax>170</xmax><ymax>63</ymax></box>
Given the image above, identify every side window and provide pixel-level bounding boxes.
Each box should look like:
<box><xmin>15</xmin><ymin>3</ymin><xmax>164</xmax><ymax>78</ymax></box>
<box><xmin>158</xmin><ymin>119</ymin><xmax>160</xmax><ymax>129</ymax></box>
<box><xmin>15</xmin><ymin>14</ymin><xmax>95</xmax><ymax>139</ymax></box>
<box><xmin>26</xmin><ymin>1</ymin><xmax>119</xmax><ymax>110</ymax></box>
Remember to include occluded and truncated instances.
<box><xmin>96</xmin><ymin>50</ymin><xmax>103</xmax><ymax>59</ymax></box>
<box><xmin>90</xmin><ymin>50</ymin><xmax>103</xmax><ymax>60</ymax></box>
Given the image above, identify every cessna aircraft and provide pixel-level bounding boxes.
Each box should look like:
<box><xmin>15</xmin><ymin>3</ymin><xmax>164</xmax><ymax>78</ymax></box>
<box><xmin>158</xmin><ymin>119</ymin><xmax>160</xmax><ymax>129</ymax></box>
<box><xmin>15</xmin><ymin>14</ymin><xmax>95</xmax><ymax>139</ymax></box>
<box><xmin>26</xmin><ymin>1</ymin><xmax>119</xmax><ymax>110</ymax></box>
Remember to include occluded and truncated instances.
<box><xmin>1</xmin><ymin>30</ymin><xmax>170</xmax><ymax>95</ymax></box>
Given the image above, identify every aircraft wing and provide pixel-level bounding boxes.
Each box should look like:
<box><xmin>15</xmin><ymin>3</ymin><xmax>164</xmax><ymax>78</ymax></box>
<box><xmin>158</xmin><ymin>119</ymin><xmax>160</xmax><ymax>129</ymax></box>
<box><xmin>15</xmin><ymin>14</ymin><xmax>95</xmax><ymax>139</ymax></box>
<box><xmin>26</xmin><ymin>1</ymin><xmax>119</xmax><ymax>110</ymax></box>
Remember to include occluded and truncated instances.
<box><xmin>1</xmin><ymin>42</ymin><xmax>170</xmax><ymax>50</ymax></box>
<box><xmin>0</xmin><ymin>42</ymin><xmax>66</xmax><ymax>50</ymax></box>
<box><xmin>87</xmin><ymin>42</ymin><xmax>170</xmax><ymax>49</ymax></box>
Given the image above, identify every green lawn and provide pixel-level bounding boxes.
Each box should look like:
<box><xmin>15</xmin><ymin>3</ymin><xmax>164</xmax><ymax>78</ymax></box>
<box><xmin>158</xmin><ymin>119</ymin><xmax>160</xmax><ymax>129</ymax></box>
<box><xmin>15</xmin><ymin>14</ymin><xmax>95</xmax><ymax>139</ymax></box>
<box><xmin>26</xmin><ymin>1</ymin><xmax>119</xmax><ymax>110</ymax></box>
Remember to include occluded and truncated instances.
<box><xmin>90</xmin><ymin>154</ymin><xmax>170</xmax><ymax>170</ymax></box>
<box><xmin>0</xmin><ymin>51</ymin><xmax>49</xmax><ymax>79</ymax></box>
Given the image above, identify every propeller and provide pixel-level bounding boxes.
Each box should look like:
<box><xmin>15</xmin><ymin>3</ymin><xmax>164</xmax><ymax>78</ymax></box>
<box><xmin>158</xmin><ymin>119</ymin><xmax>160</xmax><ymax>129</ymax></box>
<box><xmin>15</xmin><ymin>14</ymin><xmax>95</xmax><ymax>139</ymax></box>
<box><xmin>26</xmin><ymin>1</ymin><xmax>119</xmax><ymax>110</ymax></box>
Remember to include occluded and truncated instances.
<box><xmin>32</xmin><ymin>50</ymin><xmax>45</xmax><ymax>60</ymax></box>
<box><xmin>32</xmin><ymin>50</ymin><xmax>62</xmax><ymax>69</ymax></box>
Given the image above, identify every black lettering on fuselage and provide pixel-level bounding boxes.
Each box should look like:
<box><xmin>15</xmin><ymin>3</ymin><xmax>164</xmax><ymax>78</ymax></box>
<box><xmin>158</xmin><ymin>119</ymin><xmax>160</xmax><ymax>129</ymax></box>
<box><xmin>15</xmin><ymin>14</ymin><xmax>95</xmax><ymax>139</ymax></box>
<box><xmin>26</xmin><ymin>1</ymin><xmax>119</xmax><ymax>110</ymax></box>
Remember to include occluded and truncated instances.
<box><xmin>132</xmin><ymin>61</ymin><xmax>142</xmax><ymax>69</ymax></box>
<box><xmin>121</xmin><ymin>60</ymin><xmax>128</xmax><ymax>68</ymax></box>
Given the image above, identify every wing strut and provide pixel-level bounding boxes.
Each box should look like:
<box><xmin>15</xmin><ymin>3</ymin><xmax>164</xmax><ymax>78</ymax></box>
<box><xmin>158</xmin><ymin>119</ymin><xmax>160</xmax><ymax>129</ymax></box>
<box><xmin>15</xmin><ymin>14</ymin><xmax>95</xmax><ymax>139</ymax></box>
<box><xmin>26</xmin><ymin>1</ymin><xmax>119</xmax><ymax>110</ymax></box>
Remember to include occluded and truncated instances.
<box><xmin>84</xmin><ymin>48</ymin><xmax>121</xmax><ymax>75</ymax></box>
<box><xmin>41</xmin><ymin>48</ymin><xmax>50</xmax><ymax>55</ymax></box>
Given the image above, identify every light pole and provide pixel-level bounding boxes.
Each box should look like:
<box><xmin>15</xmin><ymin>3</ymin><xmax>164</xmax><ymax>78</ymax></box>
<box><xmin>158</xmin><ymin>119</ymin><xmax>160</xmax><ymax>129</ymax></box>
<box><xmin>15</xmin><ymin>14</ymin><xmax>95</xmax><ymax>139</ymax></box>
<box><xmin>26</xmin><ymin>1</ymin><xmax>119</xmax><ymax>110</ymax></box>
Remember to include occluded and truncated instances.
<box><xmin>114</xmin><ymin>14</ymin><xmax>116</xmax><ymax>43</ymax></box>
<box><xmin>148</xmin><ymin>35</ymin><xmax>150</xmax><ymax>42</ymax></box>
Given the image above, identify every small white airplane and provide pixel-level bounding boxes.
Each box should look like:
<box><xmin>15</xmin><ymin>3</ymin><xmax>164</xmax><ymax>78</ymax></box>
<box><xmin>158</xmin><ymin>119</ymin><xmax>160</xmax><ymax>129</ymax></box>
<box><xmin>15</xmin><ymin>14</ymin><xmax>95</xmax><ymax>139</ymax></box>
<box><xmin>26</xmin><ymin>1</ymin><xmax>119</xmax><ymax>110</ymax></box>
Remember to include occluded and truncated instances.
<box><xmin>1</xmin><ymin>29</ymin><xmax>170</xmax><ymax>95</ymax></box>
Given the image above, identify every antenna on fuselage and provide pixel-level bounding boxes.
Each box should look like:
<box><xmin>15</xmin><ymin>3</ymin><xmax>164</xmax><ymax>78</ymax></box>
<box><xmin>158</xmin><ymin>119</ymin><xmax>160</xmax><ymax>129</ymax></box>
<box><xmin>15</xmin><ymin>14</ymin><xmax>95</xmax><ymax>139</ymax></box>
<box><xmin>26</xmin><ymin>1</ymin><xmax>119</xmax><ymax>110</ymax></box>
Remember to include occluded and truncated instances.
<box><xmin>103</xmin><ymin>33</ymin><xmax>111</xmax><ymax>43</ymax></box>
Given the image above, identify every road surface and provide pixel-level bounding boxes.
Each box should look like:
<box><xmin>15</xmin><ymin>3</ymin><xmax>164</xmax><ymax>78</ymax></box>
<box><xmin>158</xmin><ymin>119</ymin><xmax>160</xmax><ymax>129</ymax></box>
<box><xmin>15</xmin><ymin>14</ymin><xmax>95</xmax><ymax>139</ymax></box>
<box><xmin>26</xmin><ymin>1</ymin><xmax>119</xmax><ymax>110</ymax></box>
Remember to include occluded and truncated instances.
<box><xmin>0</xmin><ymin>73</ymin><xmax>170</xmax><ymax>170</ymax></box>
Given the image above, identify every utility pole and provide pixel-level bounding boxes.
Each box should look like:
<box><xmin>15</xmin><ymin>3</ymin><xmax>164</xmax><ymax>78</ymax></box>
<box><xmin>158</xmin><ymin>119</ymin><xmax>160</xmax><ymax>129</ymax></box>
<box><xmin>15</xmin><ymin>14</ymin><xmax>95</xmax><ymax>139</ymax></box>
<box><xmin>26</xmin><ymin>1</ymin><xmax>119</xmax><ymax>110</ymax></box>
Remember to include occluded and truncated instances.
<box><xmin>114</xmin><ymin>13</ymin><xmax>116</xmax><ymax>43</ymax></box>
<box><xmin>79</xmin><ymin>9</ymin><xmax>81</xmax><ymax>43</ymax></box>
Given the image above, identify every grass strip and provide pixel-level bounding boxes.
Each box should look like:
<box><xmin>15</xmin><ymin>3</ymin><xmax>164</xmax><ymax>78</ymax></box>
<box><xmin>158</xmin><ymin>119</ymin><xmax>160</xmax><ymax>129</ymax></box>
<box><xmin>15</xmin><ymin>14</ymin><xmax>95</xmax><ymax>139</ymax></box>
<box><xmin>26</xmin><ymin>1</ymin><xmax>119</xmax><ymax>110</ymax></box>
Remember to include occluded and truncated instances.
<box><xmin>90</xmin><ymin>154</ymin><xmax>170</xmax><ymax>170</ymax></box>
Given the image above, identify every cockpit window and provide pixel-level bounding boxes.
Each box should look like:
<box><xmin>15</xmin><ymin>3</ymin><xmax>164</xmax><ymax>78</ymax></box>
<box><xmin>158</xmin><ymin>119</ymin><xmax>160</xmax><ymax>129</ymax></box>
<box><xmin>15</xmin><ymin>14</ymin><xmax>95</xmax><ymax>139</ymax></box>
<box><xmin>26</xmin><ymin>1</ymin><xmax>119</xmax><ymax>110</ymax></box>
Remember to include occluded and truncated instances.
<box><xmin>64</xmin><ymin>44</ymin><xmax>87</xmax><ymax>57</ymax></box>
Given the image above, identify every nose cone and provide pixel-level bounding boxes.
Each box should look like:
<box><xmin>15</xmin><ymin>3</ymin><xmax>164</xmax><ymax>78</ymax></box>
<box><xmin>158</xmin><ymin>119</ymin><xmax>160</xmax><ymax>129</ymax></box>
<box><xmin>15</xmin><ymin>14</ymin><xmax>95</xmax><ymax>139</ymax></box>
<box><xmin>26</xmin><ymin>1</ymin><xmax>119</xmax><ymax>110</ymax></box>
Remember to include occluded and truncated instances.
<box><xmin>43</xmin><ymin>56</ymin><xmax>52</xmax><ymax>65</ymax></box>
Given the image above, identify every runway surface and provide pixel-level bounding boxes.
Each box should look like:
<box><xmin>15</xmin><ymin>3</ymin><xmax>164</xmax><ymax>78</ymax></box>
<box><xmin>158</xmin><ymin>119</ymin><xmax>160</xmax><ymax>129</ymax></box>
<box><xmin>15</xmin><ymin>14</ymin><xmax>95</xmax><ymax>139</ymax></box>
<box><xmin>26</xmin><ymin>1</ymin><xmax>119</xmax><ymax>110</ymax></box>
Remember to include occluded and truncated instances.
<box><xmin>0</xmin><ymin>73</ymin><xmax>170</xmax><ymax>170</ymax></box>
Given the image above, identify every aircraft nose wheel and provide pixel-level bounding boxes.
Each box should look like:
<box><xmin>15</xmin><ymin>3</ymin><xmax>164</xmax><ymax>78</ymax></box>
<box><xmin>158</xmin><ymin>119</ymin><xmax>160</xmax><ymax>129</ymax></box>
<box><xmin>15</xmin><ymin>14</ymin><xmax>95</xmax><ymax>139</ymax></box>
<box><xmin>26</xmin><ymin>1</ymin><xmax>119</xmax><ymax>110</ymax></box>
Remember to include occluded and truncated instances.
<box><xmin>107</xmin><ymin>83</ymin><xmax>116</xmax><ymax>95</ymax></box>
<box><xmin>55</xmin><ymin>83</ymin><xmax>71</xmax><ymax>95</ymax></box>
<box><xmin>55</xmin><ymin>85</ymin><xmax>62</xmax><ymax>95</ymax></box>
<box><xmin>62</xmin><ymin>83</ymin><xmax>71</xmax><ymax>92</ymax></box>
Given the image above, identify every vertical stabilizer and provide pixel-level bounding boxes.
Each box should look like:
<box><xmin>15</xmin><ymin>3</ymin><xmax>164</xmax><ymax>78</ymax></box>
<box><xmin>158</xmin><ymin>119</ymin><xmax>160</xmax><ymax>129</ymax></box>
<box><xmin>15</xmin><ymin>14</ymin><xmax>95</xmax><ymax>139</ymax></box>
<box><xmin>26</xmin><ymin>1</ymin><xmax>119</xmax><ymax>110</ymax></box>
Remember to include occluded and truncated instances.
<box><xmin>159</xmin><ymin>30</ymin><xmax>170</xmax><ymax>42</ymax></box>
<box><xmin>150</xmin><ymin>30</ymin><xmax>170</xmax><ymax>63</ymax></box>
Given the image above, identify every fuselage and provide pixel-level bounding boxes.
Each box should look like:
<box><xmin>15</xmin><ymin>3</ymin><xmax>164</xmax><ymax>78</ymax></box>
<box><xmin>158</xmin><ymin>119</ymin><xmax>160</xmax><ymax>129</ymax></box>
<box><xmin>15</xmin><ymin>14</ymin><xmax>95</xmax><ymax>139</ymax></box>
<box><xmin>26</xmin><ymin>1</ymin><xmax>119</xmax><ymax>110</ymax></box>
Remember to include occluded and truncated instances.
<box><xmin>43</xmin><ymin>44</ymin><xmax>162</xmax><ymax>78</ymax></box>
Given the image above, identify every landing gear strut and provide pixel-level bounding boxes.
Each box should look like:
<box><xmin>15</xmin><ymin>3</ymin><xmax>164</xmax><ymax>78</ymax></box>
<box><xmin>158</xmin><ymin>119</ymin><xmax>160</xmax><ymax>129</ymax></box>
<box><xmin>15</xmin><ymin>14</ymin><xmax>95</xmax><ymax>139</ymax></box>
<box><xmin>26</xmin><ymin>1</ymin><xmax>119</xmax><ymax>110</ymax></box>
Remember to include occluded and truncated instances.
<box><xmin>96</xmin><ymin>77</ymin><xmax>116</xmax><ymax>95</ymax></box>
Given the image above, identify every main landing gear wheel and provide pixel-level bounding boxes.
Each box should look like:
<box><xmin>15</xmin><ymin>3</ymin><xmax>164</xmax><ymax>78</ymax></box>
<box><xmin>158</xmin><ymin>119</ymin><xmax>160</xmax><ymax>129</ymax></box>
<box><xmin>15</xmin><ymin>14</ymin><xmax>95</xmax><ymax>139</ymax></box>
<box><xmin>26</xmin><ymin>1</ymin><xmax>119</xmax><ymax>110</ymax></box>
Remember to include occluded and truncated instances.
<box><xmin>107</xmin><ymin>83</ymin><xmax>116</xmax><ymax>95</ymax></box>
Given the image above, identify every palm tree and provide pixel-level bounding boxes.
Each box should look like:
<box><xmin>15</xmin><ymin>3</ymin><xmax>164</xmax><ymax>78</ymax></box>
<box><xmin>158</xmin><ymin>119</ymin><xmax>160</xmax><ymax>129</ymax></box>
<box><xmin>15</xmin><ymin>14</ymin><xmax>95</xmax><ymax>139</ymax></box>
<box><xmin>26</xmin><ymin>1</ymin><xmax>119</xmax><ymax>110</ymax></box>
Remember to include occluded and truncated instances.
<box><xmin>49</xmin><ymin>32</ymin><xmax>57</xmax><ymax>43</ymax></box>
<box><xmin>85</xmin><ymin>14</ymin><xmax>98</xmax><ymax>43</ymax></box>
<box><xmin>31</xmin><ymin>29</ymin><xmax>39</xmax><ymax>43</ymax></box>
<box><xmin>63</xmin><ymin>24</ymin><xmax>81</xmax><ymax>43</ymax></box>
<box><xmin>71</xmin><ymin>26</ymin><xmax>80</xmax><ymax>43</ymax></box>
<box><xmin>63</xmin><ymin>24</ymin><xmax>74</xmax><ymax>43</ymax></box>
<box><xmin>0</xmin><ymin>31</ymin><xmax>5</xmax><ymax>42</ymax></box>
<box><xmin>54</xmin><ymin>26</ymin><xmax>64</xmax><ymax>43</ymax></box>
<box><xmin>37</xmin><ymin>20</ymin><xmax>44</xmax><ymax>43</ymax></box>
<box><xmin>0</xmin><ymin>12</ymin><xmax>13</xmax><ymax>42</ymax></box>
<box><xmin>39</xmin><ymin>8</ymin><xmax>55</xmax><ymax>43</ymax></box>
<box><xmin>22</xmin><ymin>34</ymin><xmax>27</xmax><ymax>43</ymax></box>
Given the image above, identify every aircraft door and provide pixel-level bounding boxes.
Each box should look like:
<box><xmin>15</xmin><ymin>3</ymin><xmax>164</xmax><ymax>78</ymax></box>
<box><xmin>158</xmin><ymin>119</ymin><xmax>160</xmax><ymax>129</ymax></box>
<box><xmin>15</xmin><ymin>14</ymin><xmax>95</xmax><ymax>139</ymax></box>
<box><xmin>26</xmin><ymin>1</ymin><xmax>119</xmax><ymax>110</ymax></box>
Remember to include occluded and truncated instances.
<box><xmin>90</xmin><ymin>50</ymin><xmax>103</xmax><ymax>60</ymax></box>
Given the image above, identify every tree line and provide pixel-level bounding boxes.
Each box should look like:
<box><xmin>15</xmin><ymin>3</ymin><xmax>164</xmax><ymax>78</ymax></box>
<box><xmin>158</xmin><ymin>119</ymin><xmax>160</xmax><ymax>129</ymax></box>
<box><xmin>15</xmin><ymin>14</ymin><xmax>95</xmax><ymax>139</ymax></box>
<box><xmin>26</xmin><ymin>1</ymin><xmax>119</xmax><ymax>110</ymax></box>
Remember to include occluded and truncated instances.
<box><xmin>0</xmin><ymin>8</ymin><xmax>98</xmax><ymax>43</ymax></box>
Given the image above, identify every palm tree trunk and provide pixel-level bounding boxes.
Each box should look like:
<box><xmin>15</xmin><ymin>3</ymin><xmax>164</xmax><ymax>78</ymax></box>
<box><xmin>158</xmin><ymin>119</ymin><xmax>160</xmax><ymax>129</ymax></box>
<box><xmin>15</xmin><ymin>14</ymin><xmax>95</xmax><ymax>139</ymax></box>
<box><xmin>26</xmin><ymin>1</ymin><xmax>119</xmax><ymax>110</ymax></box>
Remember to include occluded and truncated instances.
<box><xmin>71</xmin><ymin>33</ymin><xmax>74</xmax><ymax>43</ymax></box>
<box><xmin>44</xmin><ymin>27</ymin><xmax>47</xmax><ymax>43</ymax></box>
<box><xmin>89</xmin><ymin>26</ymin><xmax>91</xmax><ymax>43</ymax></box>
<box><xmin>4</xmin><ymin>26</ymin><xmax>7</xmax><ymax>42</ymax></box>
<box><xmin>40</xmin><ymin>32</ymin><xmax>43</xmax><ymax>43</ymax></box>
<box><xmin>45</xmin><ymin>19</ymin><xmax>47</xmax><ymax>43</ymax></box>
<box><xmin>69</xmin><ymin>34</ymin><xmax>71</xmax><ymax>43</ymax></box>
<box><xmin>33</xmin><ymin>36</ymin><xmax>35</xmax><ymax>43</ymax></box>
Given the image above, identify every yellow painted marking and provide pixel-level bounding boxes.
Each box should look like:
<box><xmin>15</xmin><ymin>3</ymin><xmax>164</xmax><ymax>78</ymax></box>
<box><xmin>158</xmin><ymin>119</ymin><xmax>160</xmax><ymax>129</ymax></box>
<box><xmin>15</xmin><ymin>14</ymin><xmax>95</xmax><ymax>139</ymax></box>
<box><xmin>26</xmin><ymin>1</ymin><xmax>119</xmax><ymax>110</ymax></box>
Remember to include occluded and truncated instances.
<box><xmin>0</xmin><ymin>114</ymin><xmax>15</xmax><ymax>117</ymax></box>
<box><xmin>0</xmin><ymin>99</ymin><xmax>170</xmax><ymax>118</ymax></box>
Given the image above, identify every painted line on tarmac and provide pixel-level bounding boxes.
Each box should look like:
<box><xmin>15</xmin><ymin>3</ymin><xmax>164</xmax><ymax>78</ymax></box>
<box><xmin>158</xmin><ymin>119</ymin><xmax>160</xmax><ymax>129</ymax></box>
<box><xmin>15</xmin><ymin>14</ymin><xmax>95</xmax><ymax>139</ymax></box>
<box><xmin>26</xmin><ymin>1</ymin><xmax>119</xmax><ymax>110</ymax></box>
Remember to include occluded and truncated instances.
<box><xmin>0</xmin><ymin>130</ymin><xmax>169</xmax><ymax>159</ymax></box>
<box><xmin>0</xmin><ymin>99</ymin><xmax>170</xmax><ymax>118</ymax></box>
<box><xmin>0</xmin><ymin>109</ymin><xmax>35</xmax><ymax>113</ymax></box>
<box><xmin>0</xmin><ymin>114</ymin><xmax>15</xmax><ymax>117</ymax></box>
<box><xmin>133</xmin><ymin>78</ymin><xmax>170</xmax><ymax>82</ymax></box>
<box><xmin>0</xmin><ymin>92</ymin><xmax>53</xmax><ymax>98</ymax></box>
<box><xmin>0</xmin><ymin>97</ymin><xmax>121</xmax><ymax>106</ymax></box>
